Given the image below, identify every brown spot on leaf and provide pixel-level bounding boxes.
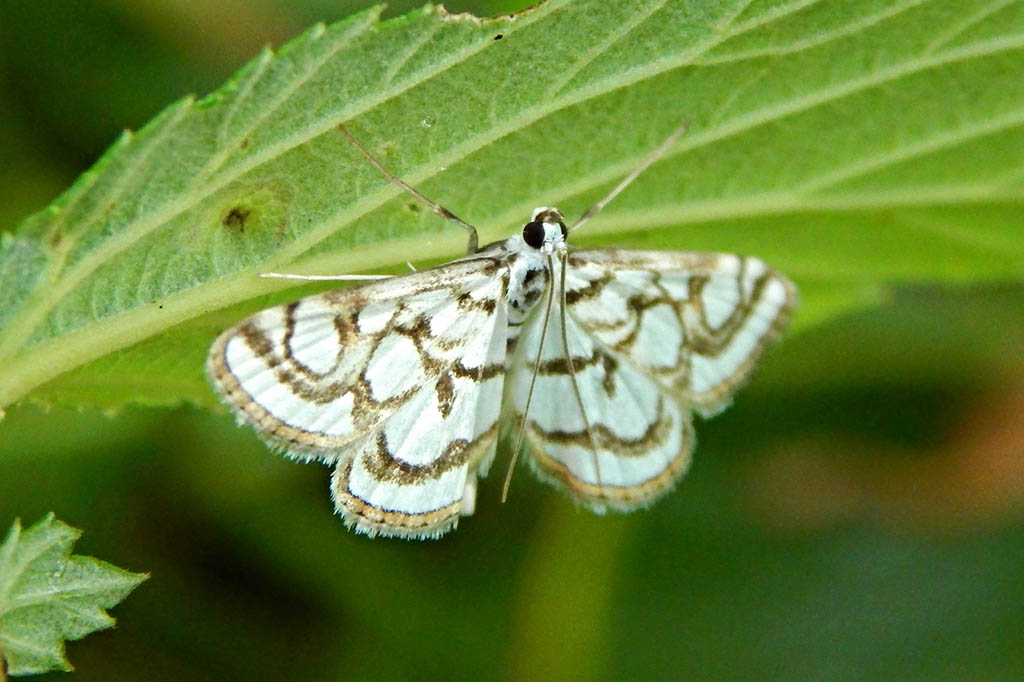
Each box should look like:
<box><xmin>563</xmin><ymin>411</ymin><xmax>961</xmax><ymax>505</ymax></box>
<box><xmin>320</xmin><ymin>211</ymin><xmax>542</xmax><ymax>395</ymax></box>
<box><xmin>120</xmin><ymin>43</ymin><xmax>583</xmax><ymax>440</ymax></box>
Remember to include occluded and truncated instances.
<box><xmin>222</xmin><ymin>206</ymin><xmax>253</xmax><ymax>232</ymax></box>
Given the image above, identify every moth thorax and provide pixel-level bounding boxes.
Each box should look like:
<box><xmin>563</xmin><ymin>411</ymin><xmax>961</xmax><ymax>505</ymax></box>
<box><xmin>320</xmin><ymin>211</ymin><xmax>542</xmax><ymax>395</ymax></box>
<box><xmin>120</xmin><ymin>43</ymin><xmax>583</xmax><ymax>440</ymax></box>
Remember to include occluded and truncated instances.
<box><xmin>507</xmin><ymin>264</ymin><xmax>550</xmax><ymax>321</ymax></box>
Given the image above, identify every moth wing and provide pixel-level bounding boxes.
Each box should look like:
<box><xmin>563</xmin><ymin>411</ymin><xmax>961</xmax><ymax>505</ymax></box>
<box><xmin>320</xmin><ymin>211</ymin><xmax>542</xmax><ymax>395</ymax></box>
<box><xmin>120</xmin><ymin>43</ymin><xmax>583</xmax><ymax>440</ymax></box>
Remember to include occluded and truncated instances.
<box><xmin>207</xmin><ymin>257</ymin><xmax>509</xmax><ymax>539</ymax></box>
<box><xmin>509</xmin><ymin>294</ymin><xmax>694</xmax><ymax>512</ymax></box>
<box><xmin>508</xmin><ymin>250</ymin><xmax>794</xmax><ymax>511</ymax></box>
<box><xmin>565</xmin><ymin>250</ymin><xmax>796</xmax><ymax>415</ymax></box>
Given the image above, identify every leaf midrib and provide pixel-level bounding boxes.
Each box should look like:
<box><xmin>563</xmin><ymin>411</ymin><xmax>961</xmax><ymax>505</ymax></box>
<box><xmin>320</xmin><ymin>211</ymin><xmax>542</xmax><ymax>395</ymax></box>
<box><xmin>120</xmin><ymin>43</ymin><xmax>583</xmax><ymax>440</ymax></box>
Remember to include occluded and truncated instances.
<box><xmin>0</xmin><ymin>7</ymin><xmax>1021</xmax><ymax>409</ymax></box>
<box><xmin>0</xmin><ymin>0</ymin><xmax>829</xmax><ymax>364</ymax></box>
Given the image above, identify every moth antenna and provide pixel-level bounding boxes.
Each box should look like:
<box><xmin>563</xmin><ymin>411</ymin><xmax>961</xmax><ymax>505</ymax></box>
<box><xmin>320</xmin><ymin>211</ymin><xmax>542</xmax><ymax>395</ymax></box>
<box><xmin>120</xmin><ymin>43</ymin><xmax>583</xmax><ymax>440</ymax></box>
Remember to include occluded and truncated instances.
<box><xmin>337</xmin><ymin>123</ymin><xmax>480</xmax><ymax>254</ymax></box>
<box><xmin>259</xmin><ymin>272</ymin><xmax>393</xmax><ymax>281</ymax></box>
<box><xmin>558</xmin><ymin>251</ymin><xmax>603</xmax><ymax>487</ymax></box>
<box><xmin>502</xmin><ymin>259</ymin><xmax>558</xmax><ymax>503</ymax></box>
<box><xmin>570</xmin><ymin>123</ymin><xmax>688</xmax><ymax>234</ymax></box>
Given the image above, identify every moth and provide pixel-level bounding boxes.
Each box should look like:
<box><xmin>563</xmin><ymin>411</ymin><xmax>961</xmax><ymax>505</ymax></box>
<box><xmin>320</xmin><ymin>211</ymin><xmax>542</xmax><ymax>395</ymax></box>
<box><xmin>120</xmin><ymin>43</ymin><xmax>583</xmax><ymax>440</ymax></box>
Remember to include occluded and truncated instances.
<box><xmin>207</xmin><ymin>124</ymin><xmax>796</xmax><ymax>539</ymax></box>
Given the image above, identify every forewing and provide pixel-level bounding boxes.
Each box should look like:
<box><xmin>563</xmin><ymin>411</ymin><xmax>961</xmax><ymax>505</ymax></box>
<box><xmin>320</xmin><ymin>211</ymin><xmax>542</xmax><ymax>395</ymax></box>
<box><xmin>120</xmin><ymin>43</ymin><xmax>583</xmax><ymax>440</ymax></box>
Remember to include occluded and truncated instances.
<box><xmin>207</xmin><ymin>257</ymin><xmax>508</xmax><ymax>539</ymax></box>
<box><xmin>565</xmin><ymin>249</ymin><xmax>796</xmax><ymax>415</ymax></box>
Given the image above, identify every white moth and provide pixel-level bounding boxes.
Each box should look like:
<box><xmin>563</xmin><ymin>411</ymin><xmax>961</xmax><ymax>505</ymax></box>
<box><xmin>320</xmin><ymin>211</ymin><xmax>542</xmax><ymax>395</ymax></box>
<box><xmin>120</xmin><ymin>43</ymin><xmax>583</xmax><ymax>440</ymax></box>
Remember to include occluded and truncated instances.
<box><xmin>207</xmin><ymin>125</ymin><xmax>796</xmax><ymax>540</ymax></box>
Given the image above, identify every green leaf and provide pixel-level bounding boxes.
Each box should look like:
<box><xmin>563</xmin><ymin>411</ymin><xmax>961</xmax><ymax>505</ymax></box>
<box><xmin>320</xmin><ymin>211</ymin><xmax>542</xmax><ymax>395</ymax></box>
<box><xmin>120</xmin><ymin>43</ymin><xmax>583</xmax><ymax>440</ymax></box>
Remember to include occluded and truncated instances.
<box><xmin>1</xmin><ymin>0</ymin><xmax>1021</xmax><ymax>412</ymax></box>
<box><xmin>0</xmin><ymin>514</ymin><xmax>147</xmax><ymax>675</ymax></box>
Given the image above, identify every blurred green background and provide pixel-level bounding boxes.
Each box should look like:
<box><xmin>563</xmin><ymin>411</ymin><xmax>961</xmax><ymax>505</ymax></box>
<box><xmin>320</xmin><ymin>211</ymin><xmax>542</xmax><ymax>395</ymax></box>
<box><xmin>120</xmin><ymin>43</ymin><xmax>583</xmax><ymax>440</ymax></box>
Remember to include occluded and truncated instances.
<box><xmin>2</xmin><ymin>1</ymin><xmax>1023</xmax><ymax>680</ymax></box>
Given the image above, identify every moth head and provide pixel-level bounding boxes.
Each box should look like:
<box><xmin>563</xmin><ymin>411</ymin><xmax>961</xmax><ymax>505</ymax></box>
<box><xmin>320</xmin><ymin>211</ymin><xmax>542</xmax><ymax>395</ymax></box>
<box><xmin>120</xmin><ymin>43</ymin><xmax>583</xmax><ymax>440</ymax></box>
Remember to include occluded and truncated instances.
<box><xmin>522</xmin><ymin>207</ymin><xmax>568</xmax><ymax>254</ymax></box>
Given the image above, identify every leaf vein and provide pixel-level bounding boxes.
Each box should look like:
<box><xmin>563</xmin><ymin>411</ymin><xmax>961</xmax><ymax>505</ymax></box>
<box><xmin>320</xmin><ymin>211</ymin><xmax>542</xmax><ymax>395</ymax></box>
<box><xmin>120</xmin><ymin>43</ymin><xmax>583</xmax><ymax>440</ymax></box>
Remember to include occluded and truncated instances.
<box><xmin>924</xmin><ymin>0</ymin><xmax>1021</xmax><ymax>55</ymax></box>
<box><xmin>695</xmin><ymin>0</ymin><xmax>932</xmax><ymax>65</ymax></box>
<box><xmin>543</xmin><ymin>0</ymin><xmax>668</xmax><ymax>100</ymax></box>
<box><xmin>214</xmin><ymin>48</ymin><xmax>275</xmax><ymax>153</ymax></box>
<box><xmin>795</xmin><ymin>107</ymin><xmax>1024</xmax><ymax>194</ymax></box>
<box><xmin>380</xmin><ymin>20</ymin><xmax>445</xmax><ymax>89</ymax></box>
<box><xmin>198</xmin><ymin>16</ymin><xmax>378</xmax><ymax>185</ymax></box>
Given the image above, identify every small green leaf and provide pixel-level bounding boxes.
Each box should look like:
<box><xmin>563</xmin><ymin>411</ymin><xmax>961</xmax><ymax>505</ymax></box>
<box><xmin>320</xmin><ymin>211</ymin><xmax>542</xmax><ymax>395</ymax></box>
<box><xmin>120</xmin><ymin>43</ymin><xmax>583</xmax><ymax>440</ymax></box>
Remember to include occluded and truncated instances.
<box><xmin>0</xmin><ymin>514</ymin><xmax>147</xmax><ymax>675</ymax></box>
<box><xmin>0</xmin><ymin>0</ymin><xmax>1021</xmax><ymax>412</ymax></box>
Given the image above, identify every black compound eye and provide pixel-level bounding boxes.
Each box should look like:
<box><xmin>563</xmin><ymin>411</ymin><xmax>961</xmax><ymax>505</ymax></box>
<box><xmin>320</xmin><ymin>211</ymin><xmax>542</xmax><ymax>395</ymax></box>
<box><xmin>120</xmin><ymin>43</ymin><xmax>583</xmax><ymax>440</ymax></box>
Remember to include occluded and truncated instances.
<box><xmin>522</xmin><ymin>221</ymin><xmax>545</xmax><ymax>248</ymax></box>
<box><xmin>559</xmin><ymin>221</ymin><xmax>568</xmax><ymax>239</ymax></box>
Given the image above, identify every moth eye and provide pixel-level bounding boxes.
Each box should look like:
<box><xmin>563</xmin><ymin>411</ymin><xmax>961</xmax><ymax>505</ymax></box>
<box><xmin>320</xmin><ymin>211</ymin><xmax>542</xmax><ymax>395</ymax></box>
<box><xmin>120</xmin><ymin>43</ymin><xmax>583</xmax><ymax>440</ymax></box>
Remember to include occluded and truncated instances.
<box><xmin>522</xmin><ymin>221</ymin><xmax>545</xmax><ymax>248</ymax></box>
<box><xmin>559</xmin><ymin>221</ymin><xmax>568</xmax><ymax>239</ymax></box>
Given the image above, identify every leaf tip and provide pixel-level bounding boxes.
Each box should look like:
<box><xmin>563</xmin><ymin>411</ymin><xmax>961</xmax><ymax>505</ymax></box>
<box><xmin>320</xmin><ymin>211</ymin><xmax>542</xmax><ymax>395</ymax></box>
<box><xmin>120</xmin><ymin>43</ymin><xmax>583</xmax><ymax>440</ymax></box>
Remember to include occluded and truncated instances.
<box><xmin>0</xmin><ymin>514</ymin><xmax>148</xmax><ymax>675</ymax></box>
